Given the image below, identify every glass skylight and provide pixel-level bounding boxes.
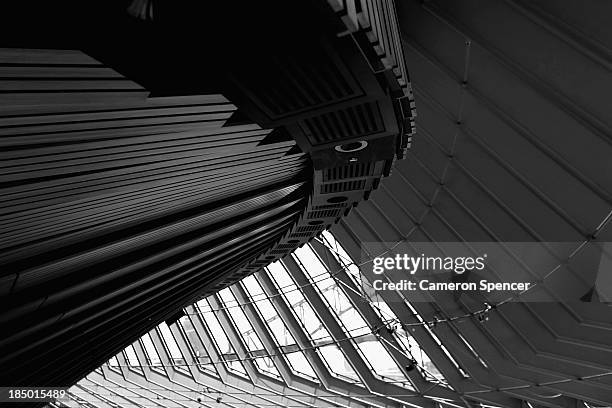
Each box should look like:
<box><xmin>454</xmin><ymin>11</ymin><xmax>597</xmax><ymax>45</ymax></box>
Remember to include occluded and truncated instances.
<box><xmin>72</xmin><ymin>231</ymin><xmax>456</xmax><ymax>408</ymax></box>
<box><xmin>320</xmin><ymin>230</ymin><xmax>452</xmax><ymax>386</ymax></box>
<box><xmin>140</xmin><ymin>331</ymin><xmax>164</xmax><ymax>372</ymax></box>
<box><xmin>195</xmin><ymin>299</ymin><xmax>249</xmax><ymax>377</ymax></box>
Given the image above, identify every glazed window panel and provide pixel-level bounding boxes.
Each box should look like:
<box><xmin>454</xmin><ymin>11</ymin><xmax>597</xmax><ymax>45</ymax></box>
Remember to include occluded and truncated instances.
<box><xmin>177</xmin><ymin>314</ymin><xmax>218</xmax><ymax>375</ymax></box>
<box><xmin>123</xmin><ymin>344</ymin><xmax>143</xmax><ymax>374</ymax></box>
<box><xmin>218</xmin><ymin>288</ymin><xmax>282</xmax><ymax>378</ymax></box>
<box><xmin>321</xmin><ymin>230</ymin><xmax>455</xmax><ymax>385</ymax></box>
<box><xmin>241</xmin><ymin>274</ymin><xmax>296</xmax><ymax>347</ymax></box>
<box><xmin>266</xmin><ymin>261</ymin><xmax>332</xmax><ymax>342</ymax></box>
<box><xmin>196</xmin><ymin>299</ymin><xmax>249</xmax><ymax>377</ymax></box>
<box><xmin>140</xmin><ymin>332</ymin><xmax>165</xmax><ymax>373</ymax></box>
<box><xmin>158</xmin><ymin>322</ymin><xmax>190</xmax><ymax>375</ymax></box>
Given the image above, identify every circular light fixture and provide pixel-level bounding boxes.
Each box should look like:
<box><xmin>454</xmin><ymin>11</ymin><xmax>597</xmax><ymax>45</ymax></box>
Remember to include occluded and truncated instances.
<box><xmin>334</xmin><ymin>140</ymin><xmax>368</xmax><ymax>153</ymax></box>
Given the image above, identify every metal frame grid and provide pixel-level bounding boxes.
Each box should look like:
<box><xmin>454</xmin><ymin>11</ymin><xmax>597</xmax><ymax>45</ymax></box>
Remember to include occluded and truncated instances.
<box><xmin>63</xmin><ymin>231</ymin><xmax>469</xmax><ymax>408</ymax></box>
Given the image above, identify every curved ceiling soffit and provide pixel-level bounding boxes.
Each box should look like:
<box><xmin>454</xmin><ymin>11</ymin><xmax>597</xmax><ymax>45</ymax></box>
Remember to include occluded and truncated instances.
<box><xmin>0</xmin><ymin>0</ymin><xmax>415</xmax><ymax>390</ymax></box>
<box><xmin>197</xmin><ymin>0</ymin><xmax>417</xmax><ymax>295</ymax></box>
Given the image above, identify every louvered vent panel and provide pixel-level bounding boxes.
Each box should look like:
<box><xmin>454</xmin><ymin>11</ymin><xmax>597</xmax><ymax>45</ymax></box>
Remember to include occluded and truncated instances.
<box><xmin>320</xmin><ymin>180</ymin><xmax>366</xmax><ymax>193</ymax></box>
<box><xmin>296</xmin><ymin>225</ymin><xmax>324</xmax><ymax>233</ymax></box>
<box><xmin>292</xmin><ymin>232</ymin><xmax>313</xmax><ymax>238</ymax></box>
<box><xmin>307</xmin><ymin>209</ymin><xmax>343</xmax><ymax>218</ymax></box>
<box><xmin>304</xmin><ymin>102</ymin><xmax>383</xmax><ymax>145</ymax></box>
<box><xmin>324</xmin><ymin>163</ymin><xmax>373</xmax><ymax>181</ymax></box>
<box><xmin>276</xmin><ymin>244</ymin><xmax>296</xmax><ymax>250</ymax></box>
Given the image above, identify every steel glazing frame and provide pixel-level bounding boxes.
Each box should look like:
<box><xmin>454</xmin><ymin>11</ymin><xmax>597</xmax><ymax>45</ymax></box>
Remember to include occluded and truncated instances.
<box><xmin>62</xmin><ymin>233</ymin><xmax>480</xmax><ymax>408</ymax></box>
<box><xmin>62</xmin><ymin>229</ymin><xmax>609</xmax><ymax>408</ymax></box>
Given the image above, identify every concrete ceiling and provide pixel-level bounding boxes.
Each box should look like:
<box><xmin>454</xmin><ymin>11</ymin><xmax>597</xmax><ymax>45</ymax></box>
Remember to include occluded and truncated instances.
<box><xmin>2</xmin><ymin>1</ymin><xmax>611</xmax><ymax>407</ymax></box>
<box><xmin>333</xmin><ymin>0</ymin><xmax>612</xmax><ymax>406</ymax></box>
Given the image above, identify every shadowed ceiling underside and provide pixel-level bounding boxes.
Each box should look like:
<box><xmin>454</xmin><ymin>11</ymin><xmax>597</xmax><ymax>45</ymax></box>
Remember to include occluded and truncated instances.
<box><xmin>0</xmin><ymin>0</ymin><xmax>413</xmax><ymax>396</ymax></box>
<box><xmin>334</xmin><ymin>0</ymin><xmax>612</xmax><ymax>407</ymax></box>
<box><xmin>0</xmin><ymin>55</ymin><xmax>312</xmax><ymax>389</ymax></box>
<box><xmin>1</xmin><ymin>0</ymin><xmax>612</xmax><ymax>408</ymax></box>
<box><xmin>53</xmin><ymin>1</ymin><xmax>612</xmax><ymax>407</ymax></box>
